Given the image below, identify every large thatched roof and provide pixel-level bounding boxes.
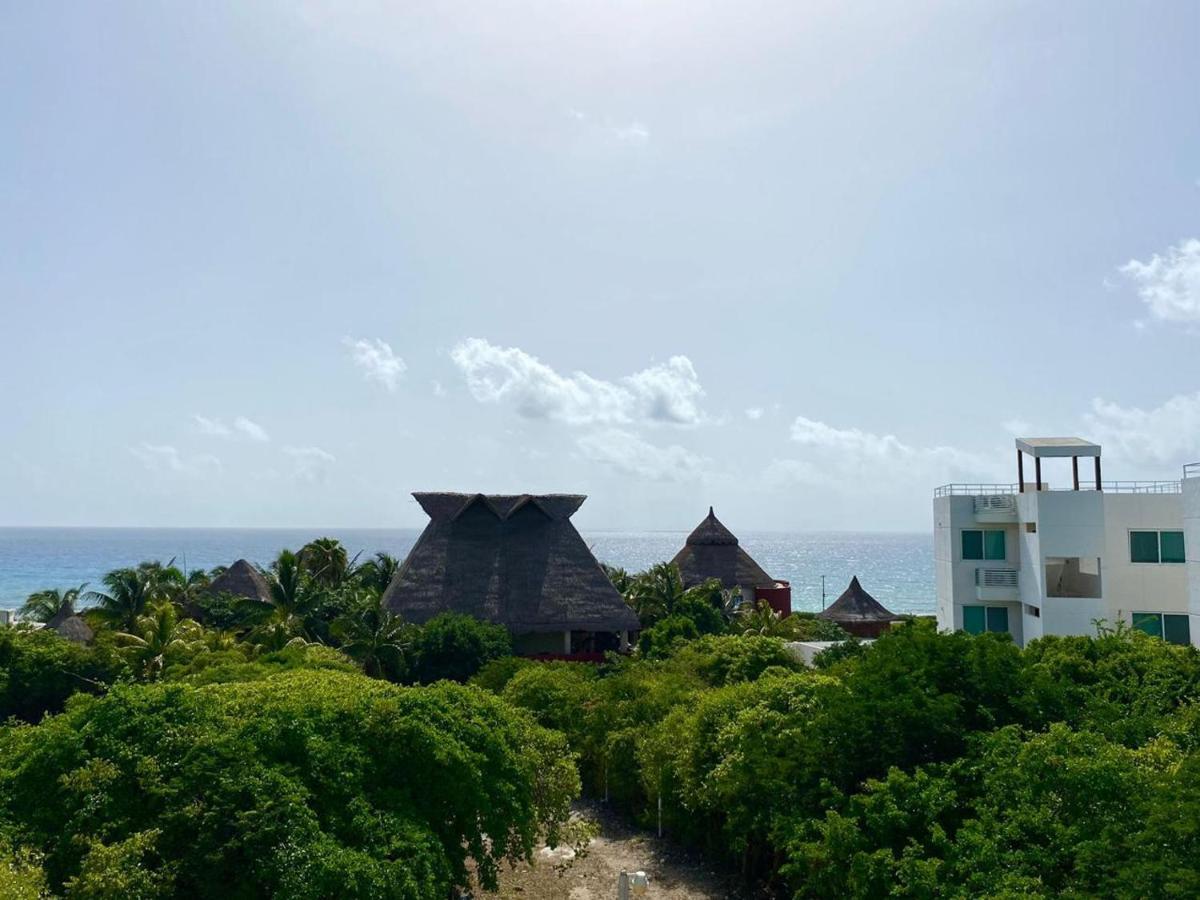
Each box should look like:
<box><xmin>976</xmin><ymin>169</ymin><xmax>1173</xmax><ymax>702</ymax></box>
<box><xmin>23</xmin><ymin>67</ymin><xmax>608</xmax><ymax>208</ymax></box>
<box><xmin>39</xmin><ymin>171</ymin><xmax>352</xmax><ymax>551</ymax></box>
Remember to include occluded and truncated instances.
<box><xmin>204</xmin><ymin>559</ymin><xmax>273</xmax><ymax>604</ymax></box>
<box><xmin>671</xmin><ymin>507</ymin><xmax>775</xmax><ymax>589</ymax></box>
<box><xmin>817</xmin><ymin>577</ymin><xmax>900</xmax><ymax>625</ymax></box>
<box><xmin>383</xmin><ymin>493</ymin><xmax>639</xmax><ymax>633</ymax></box>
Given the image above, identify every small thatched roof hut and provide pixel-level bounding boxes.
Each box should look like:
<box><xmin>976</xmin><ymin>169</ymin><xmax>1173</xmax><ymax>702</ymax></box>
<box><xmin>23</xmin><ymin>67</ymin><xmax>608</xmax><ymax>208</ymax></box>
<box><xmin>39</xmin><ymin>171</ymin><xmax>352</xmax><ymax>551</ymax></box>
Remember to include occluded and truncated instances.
<box><xmin>817</xmin><ymin>576</ymin><xmax>901</xmax><ymax>638</ymax></box>
<box><xmin>671</xmin><ymin>507</ymin><xmax>775</xmax><ymax>589</ymax></box>
<box><xmin>383</xmin><ymin>493</ymin><xmax>639</xmax><ymax>655</ymax></box>
<box><xmin>188</xmin><ymin>558</ymin><xmax>272</xmax><ymax>622</ymax></box>
<box><xmin>47</xmin><ymin>607</ymin><xmax>94</xmax><ymax>644</ymax></box>
<box><xmin>204</xmin><ymin>559</ymin><xmax>272</xmax><ymax>604</ymax></box>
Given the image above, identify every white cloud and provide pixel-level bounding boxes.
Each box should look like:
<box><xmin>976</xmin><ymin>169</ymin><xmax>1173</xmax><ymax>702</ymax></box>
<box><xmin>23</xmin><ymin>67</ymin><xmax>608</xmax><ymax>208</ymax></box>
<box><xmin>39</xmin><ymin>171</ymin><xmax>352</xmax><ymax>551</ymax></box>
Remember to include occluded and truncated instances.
<box><xmin>193</xmin><ymin>414</ymin><xmax>270</xmax><ymax>442</ymax></box>
<box><xmin>1002</xmin><ymin>418</ymin><xmax>1032</xmax><ymax>437</ymax></box>
<box><xmin>576</xmin><ymin>429</ymin><xmax>708</xmax><ymax>482</ymax></box>
<box><xmin>283</xmin><ymin>445</ymin><xmax>336</xmax><ymax>483</ymax></box>
<box><xmin>1085</xmin><ymin>393</ymin><xmax>1200</xmax><ymax>467</ymax></box>
<box><xmin>775</xmin><ymin>415</ymin><xmax>1005</xmax><ymax>489</ymax></box>
<box><xmin>745</xmin><ymin>407</ymin><xmax>765</xmax><ymax>421</ymax></box>
<box><xmin>192</xmin><ymin>415</ymin><xmax>231</xmax><ymax>438</ymax></box>
<box><xmin>1120</xmin><ymin>238</ymin><xmax>1200</xmax><ymax>323</ymax></box>
<box><xmin>450</xmin><ymin>338</ymin><xmax>705</xmax><ymax>427</ymax></box>
<box><xmin>130</xmin><ymin>443</ymin><xmax>222</xmax><ymax>476</ymax></box>
<box><xmin>233</xmin><ymin>417</ymin><xmax>270</xmax><ymax>442</ymax></box>
<box><xmin>344</xmin><ymin>337</ymin><xmax>407</xmax><ymax>391</ymax></box>
<box><xmin>566</xmin><ymin>109</ymin><xmax>651</xmax><ymax>146</ymax></box>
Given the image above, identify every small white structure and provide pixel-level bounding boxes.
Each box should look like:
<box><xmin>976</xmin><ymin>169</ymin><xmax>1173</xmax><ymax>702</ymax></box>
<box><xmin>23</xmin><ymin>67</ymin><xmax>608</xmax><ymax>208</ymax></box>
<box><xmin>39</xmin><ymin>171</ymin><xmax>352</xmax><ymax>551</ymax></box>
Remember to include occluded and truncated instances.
<box><xmin>935</xmin><ymin>437</ymin><xmax>1199</xmax><ymax>647</ymax></box>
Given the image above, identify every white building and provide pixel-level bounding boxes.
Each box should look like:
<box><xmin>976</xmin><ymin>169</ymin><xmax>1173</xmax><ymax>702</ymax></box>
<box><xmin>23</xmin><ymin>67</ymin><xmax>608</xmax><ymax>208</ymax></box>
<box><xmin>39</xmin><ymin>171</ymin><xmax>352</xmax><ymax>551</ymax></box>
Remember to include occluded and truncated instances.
<box><xmin>935</xmin><ymin>437</ymin><xmax>1200</xmax><ymax>647</ymax></box>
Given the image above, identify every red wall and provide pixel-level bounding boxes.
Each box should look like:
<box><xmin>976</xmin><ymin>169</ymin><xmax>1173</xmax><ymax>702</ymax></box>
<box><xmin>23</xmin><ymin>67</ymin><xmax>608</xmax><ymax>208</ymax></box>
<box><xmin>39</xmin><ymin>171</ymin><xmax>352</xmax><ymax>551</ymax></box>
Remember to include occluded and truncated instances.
<box><xmin>755</xmin><ymin>581</ymin><xmax>792</xmax><ymax>618</ymax></box>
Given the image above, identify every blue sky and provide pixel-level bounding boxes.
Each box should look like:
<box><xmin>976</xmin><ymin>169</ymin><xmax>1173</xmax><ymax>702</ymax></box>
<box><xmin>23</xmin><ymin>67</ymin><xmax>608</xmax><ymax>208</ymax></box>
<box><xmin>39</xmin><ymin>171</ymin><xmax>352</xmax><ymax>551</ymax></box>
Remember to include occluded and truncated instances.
<box><xmin>2</xmin><ymin>1</ymin><xmax>1198</xmax><ymax>531</ymax></box>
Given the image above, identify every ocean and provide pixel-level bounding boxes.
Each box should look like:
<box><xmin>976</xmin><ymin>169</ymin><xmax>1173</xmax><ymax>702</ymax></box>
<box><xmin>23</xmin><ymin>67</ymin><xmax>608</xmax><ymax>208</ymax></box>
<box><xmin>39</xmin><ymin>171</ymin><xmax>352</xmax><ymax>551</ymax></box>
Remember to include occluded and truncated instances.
<box><xmin>0</xmin><ymin>527</ymin><xmax>935</xmax><ymax>616</ymax></box>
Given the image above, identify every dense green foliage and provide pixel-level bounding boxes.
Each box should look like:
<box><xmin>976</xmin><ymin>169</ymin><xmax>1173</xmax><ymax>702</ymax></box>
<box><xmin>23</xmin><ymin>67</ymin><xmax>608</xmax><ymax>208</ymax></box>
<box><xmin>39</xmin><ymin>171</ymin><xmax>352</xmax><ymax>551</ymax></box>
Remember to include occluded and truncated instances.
<box><xmin>492</xmin><ymin>621</ymin><xmax>1200</xmax><ymax>897</ymax></box>
<box><xmin>14</xmin><ymin>545</ymin><xmax>1200</xmax><ymax>897</ymax></box>
<box><xmin>0</xmin><ymin>671</ymin><xmax>576</xmax><ymax>898</ymax></box>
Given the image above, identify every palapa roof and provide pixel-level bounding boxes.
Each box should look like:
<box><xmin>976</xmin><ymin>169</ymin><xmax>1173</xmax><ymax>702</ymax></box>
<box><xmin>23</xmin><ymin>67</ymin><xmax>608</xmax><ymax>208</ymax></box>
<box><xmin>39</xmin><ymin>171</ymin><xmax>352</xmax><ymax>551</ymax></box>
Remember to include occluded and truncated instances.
<box><xmin>817</xmin><ymin>577</ymin><xmax>900</xmax><ymax>624</ymax></box>
<box><xmin>48</xmin><ymin>608</ymin><xmax>94</xmax><ymax>643</ymax></box>
<box><xmin>382</xmin><ymin>493</ymin><xmax>639</xmax><ymax>633</ymax></box>
<box><xmin>671</xmin><ymin>507</ymin><xmax>775</xmax><ymax>589</ymax></box>
<box><xmin>203</xmin><ymin>559</ymin><xmax>273</xmax><ymax>604</ymax></box>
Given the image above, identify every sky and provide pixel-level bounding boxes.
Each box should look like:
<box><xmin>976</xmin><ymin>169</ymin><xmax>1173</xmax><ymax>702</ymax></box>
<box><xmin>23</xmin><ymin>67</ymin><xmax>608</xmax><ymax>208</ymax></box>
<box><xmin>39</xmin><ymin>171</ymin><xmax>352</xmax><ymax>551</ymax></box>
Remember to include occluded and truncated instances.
<box><xmin>2</xmin><ymin>0</ymin><xmax>1199</xmax><ymax>532</ymax></box>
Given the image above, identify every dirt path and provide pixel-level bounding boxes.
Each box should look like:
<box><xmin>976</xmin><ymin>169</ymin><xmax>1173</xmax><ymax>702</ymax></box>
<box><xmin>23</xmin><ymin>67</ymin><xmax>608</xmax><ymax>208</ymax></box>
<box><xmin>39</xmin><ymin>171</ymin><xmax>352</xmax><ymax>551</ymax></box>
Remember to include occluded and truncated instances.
<box><xmin>477</xmin><ymin>801</ymin><xmax>747</xmax><ymax>900</ymax></box>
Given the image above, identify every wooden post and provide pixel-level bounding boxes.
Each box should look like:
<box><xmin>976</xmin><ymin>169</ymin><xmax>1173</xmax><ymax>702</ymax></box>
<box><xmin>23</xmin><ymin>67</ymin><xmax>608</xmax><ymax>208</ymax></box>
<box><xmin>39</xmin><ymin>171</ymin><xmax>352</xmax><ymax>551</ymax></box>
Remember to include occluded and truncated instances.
<box><xmin>1072</xmin><ymin>456</ymin><xmax>1080</xmax><ymax>491</ymax></box>
<box><xmin>563</xmin><ymin>630</ymin><xmax>572</xmax><ymax>655</ymax></box>
<box><xmin>1095</xmin><ymin>456</ymin><xmax>1103</xmax><ymax>491</ymax></box>
<box><xmin>1035</xmin><ymin>456</ymin><xmax>1042</xmax><ymax>492</ymax></box>
<box><xmin>1018</xmin><ymin>450</ymin><xmax>1025</xmax><ymax>492</ymax></box>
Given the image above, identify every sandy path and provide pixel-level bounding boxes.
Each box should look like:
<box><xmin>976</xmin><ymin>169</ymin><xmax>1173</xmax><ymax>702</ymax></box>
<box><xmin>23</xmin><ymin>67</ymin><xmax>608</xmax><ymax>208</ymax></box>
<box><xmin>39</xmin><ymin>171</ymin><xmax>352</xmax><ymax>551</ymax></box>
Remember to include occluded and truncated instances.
<box><xmin>477</xmin><ymin>801</ymin><xmax>747</xmax><ymax>900</ymax></box>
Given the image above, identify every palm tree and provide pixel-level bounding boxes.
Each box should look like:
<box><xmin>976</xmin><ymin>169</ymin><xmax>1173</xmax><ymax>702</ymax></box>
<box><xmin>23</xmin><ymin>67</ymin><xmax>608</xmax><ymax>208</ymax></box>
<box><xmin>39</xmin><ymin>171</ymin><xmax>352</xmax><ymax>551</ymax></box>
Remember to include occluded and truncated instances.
<box><xmin>354</xmin><ymin>552</ymin><xmax>400</xmax><ymax>594</ymax></box>
<box><xmin>248</xmin><ymin>612</ymin><xmax>310</xmax><ymax>654</ymax></box>
<box><xmin>297</xmin><ymin>537</ymin><xmax>354</xmax><ymax>588</ymax></box>
<box><xmin>115</xmin><ymin>602</ymin><xmax>205</xmax><ymax>679</ymax></box>
<box><xmin>331</xmin><ymin>598</ymin><xmax>408</xmax><ymax>678</ymax></box>
<box><xmin>86</xmin><ymin>567</ymin><xmax>157</xmax><ymax>631</ymax></box>
<box><xmin>735</xmin><ymin>600</ymin><xmax>802</xmax><ymax>639</ymax></box>
<box><xmin>626</xmin><ymin>562</ymin><xmax>687</xmax><ymax>624</ymax></box>
<box><xmin>19</xmin><ymin>583</ymin><xmax>87</xmax><ymax>623</ymax></box>
<box><xmin>243</xmin><ymin>550</ymin><xmax>321</xmax><ymax>639</ymax></box>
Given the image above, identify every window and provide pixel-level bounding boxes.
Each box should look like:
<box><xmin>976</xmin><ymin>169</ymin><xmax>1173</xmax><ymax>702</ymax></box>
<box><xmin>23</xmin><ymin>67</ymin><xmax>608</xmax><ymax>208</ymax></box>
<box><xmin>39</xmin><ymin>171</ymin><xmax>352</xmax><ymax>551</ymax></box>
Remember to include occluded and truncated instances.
<box><xmin>1130</xmin><ymin>530</ymin><xmax>1186</xmax><ymax>564</ymax></box>
<box><xmin>963</xmin><ymin>605</ymin><xmax>1009</xmax><ymax>635</ymax></box>
<box><xmin>1025</xmin><ymin>522</ymin><xmax>1037</xmax><ymax>533</ymax></box>
<box><xmin>1161</xmin><ymin>531</ymin><xmax>1186</xmax><ymax>564</ymax></box>
<box><xmin>1133</xmin><ymin>612</ymin><xmax>1191</xmax><ymax>646</ymax></box>
<box><xmin>962</xmin><ymin>530</ymin><xmax>1005</xmax><ymax>561</ymax></box>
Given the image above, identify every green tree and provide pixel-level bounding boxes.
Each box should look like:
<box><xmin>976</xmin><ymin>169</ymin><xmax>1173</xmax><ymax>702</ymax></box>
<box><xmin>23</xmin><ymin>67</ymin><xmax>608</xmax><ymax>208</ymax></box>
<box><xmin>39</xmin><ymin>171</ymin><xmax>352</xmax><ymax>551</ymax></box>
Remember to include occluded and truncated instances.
<box><xmin>330</xmin><ymin>598</ymin><xmax>409</xmax><ymax>679</ymax></box>
<box><xmin>114</xmin><ymin>603</ymin><xmax>205</xmax><ymax>680</ymax></box>
<box><xmin>353</xmin><ymin>552</ymin><xmax>400</xmax><ymax>594</ymax></box>
<box><xmin>409</xmin><ymin>613</ymin><xmax>512</xmax><ymax>684</ymax></box>
<box><xmin>297</xmin><ymin>537</ymin><xmax>353</xmax><ymax>588</ymax></box>
<box><xmin>0</xmin><ymin>670</ymin><xmax>577</xmax><ymax>897</ymax></box>
<box><xmin>19</xmin><ymin>583</ymin><xmax>87</xmax><ymax>624</ymax></box>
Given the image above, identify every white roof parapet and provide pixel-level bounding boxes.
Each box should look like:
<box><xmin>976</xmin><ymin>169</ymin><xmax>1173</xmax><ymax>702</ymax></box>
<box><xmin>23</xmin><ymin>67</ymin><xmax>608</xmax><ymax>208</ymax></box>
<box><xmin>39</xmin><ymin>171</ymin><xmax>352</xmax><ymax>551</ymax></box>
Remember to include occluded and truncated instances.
<box><xmin>1015</xmin><ymin>437</ymin><xmax>1100</xmax><ymax>458</ymax></box>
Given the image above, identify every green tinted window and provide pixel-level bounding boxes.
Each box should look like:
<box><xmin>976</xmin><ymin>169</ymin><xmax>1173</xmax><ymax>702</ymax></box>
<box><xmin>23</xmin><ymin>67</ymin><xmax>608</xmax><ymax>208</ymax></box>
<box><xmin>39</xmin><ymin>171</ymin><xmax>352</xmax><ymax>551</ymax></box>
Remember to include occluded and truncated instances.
<box><xmin>1160</xmin><ymin>531</ymin><xmax>1186</xmax><ymax>564</ymax></box>
<box><xmin>1131</xmin><ymin>531</ymin><xmax>1160</xmax><ymax>563</ymax></box>
<box><xmin>962</xmin><ymin>530</ymin><xmax>984</xmax><ymax>560</ymax></box>
<box><xmin>1132</xmin><ymin>612</ymin><xmax>1163</xmax><ymax>638</ymax></box>
<box><xmin>984</xmin><ymin>530</ymin><xmax>1006</xmax><ymax>561</ymax></box>
<box><xmin>1163</xmin><ymin>614</ymin><xmax>1191</xmax><ymax>646</ymax></box>
<box><xmin>986</xmin><ymin>606</ymin><xmax>1009</xmax><ymax>634</ymax></box>
<box><xmin>962</xmin><ymin>605</ymin><xmax>985</xmax><ymax>635</ymax></box>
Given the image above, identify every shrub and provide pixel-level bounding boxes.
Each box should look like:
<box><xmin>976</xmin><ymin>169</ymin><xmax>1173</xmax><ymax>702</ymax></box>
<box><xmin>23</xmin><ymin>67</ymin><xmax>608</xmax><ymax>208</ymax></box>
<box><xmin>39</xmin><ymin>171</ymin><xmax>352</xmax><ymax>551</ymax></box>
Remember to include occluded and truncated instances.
<box><xmin>409</xmin><ymin>613</ymin><xmax>512</xmax><ymax>684</ymax></box>
<box><xmin>0</xmin><ymin>670</ymin><xmax>577</xmax><ymax>898</ymax></box>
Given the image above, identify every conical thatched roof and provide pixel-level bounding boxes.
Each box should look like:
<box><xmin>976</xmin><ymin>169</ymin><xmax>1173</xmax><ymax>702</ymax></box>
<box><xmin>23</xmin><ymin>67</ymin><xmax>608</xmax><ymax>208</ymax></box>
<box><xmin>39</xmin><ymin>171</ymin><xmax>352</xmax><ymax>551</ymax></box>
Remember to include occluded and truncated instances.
<box><xmin>671</xmin><ymin>507</ymin><xmax>775</xmax><ymax>589</ymax></box>
<box><xmin>48</xmin><ymin>608</ymin><xmax>94</xmax><ymax>644</ymax></box>
<box><xmin>818</xmin><ymin>577</ymin><xmax>900</xmax><ymax>624</ymax></box>
<box><xmin>383</xmin><ymin>493</ymin><xmax>639</xmax><ymax>633</ymax></box>
<box><xmin>204</xmin><ymin>559</ymin><xmax>272</xmax><ymax>604</ymax></box>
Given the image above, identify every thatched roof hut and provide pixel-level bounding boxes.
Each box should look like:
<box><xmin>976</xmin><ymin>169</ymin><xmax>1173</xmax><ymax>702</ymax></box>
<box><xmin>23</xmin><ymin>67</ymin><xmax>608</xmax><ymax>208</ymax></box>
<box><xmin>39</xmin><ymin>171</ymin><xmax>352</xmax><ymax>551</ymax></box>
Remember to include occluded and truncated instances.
<box><xmin>671</xmin><ymin>507</ymin><xmax>775</xmax><ymax>589</ymax></box>
<box><xmin>47</xmin><ymin>607</ymin><xmax>94</xmax><ymax>644</ymax></box>
<box><xmin>817</xmin><ymin>576</ymin><xmax>901</xmax><ymax>638</ymax></box>
<box><xmin>204</xmin><ymin>559</ymin><xmax>272</xmax><ymax>604</ymax></box>
<box><xmin>383</xmin><ymin>493</ymin><xmax>639</xmax><ymax>641</ymax></box>
<box><xmin>187</xmin><ymin>558</ymin><xmax>273</xmax><ymax>622</ymax></box>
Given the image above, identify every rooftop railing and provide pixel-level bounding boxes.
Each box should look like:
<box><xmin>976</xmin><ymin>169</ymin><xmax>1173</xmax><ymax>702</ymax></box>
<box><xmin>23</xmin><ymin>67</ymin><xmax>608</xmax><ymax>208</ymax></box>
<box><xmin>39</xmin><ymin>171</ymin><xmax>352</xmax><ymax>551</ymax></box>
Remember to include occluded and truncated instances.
<box><xmin>1185</xmin><ymin>462</ymin><xmax>1200</xmax><ymax>479</ymax></box>
<box><xmin>935</xmin><ymin>480</ymin><xmax>1182</xmax><ymax>497</ymax></box>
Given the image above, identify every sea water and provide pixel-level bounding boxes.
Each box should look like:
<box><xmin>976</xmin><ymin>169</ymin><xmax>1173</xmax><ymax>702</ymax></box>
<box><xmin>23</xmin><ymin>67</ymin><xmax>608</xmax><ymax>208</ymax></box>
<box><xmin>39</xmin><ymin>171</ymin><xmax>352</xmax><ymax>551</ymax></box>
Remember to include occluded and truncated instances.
<box><xmin>0</xmin><ymin>527</ymin><xmax>934</xmax><ymax>615</ymax></box>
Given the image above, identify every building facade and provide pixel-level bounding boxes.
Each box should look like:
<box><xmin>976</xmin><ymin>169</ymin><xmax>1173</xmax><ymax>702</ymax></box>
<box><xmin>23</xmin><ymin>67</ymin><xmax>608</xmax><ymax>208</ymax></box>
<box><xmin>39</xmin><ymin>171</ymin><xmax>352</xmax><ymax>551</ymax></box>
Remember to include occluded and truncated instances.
<box><xmin>935</xmin><ymin>438</ymin><xmax>1200</xmax><ymax>647</ymax></box>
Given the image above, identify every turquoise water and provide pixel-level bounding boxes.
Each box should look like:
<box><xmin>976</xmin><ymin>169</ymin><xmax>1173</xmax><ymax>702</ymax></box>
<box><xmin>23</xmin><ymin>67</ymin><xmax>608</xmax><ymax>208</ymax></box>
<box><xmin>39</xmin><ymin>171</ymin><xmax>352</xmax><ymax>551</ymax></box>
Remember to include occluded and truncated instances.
<box><xmin>0</xmin><ymin>527</ymin><xmax>934</xmax><ymax>616</ymax></box>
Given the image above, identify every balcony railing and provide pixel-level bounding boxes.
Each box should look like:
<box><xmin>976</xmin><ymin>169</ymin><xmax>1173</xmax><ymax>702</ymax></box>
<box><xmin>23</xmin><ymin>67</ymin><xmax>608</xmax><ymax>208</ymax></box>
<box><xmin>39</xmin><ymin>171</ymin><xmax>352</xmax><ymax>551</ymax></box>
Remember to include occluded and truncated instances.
<box><xmin>936</xmin><ymin>480</ymin><xmax>1181</xmax><ymax>497</ymax></box>
<box><xmin>976</xmin><ymin>567</ymin><xmax>1019</xmax><ymax>588</ymax></box>
<box><xmin>973</xmin><ymin>494</ymin><xmax>1017</xmax><ymax>514</ymax></box>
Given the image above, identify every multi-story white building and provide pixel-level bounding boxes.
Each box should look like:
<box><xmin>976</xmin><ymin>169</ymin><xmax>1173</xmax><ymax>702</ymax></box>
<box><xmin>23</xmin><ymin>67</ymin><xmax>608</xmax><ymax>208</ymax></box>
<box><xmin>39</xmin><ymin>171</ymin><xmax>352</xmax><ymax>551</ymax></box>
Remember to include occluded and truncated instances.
<box><xmin>935</xmin><ymin>437</ymin><xmax>1200</xmax><ymax>647</ymax></box>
